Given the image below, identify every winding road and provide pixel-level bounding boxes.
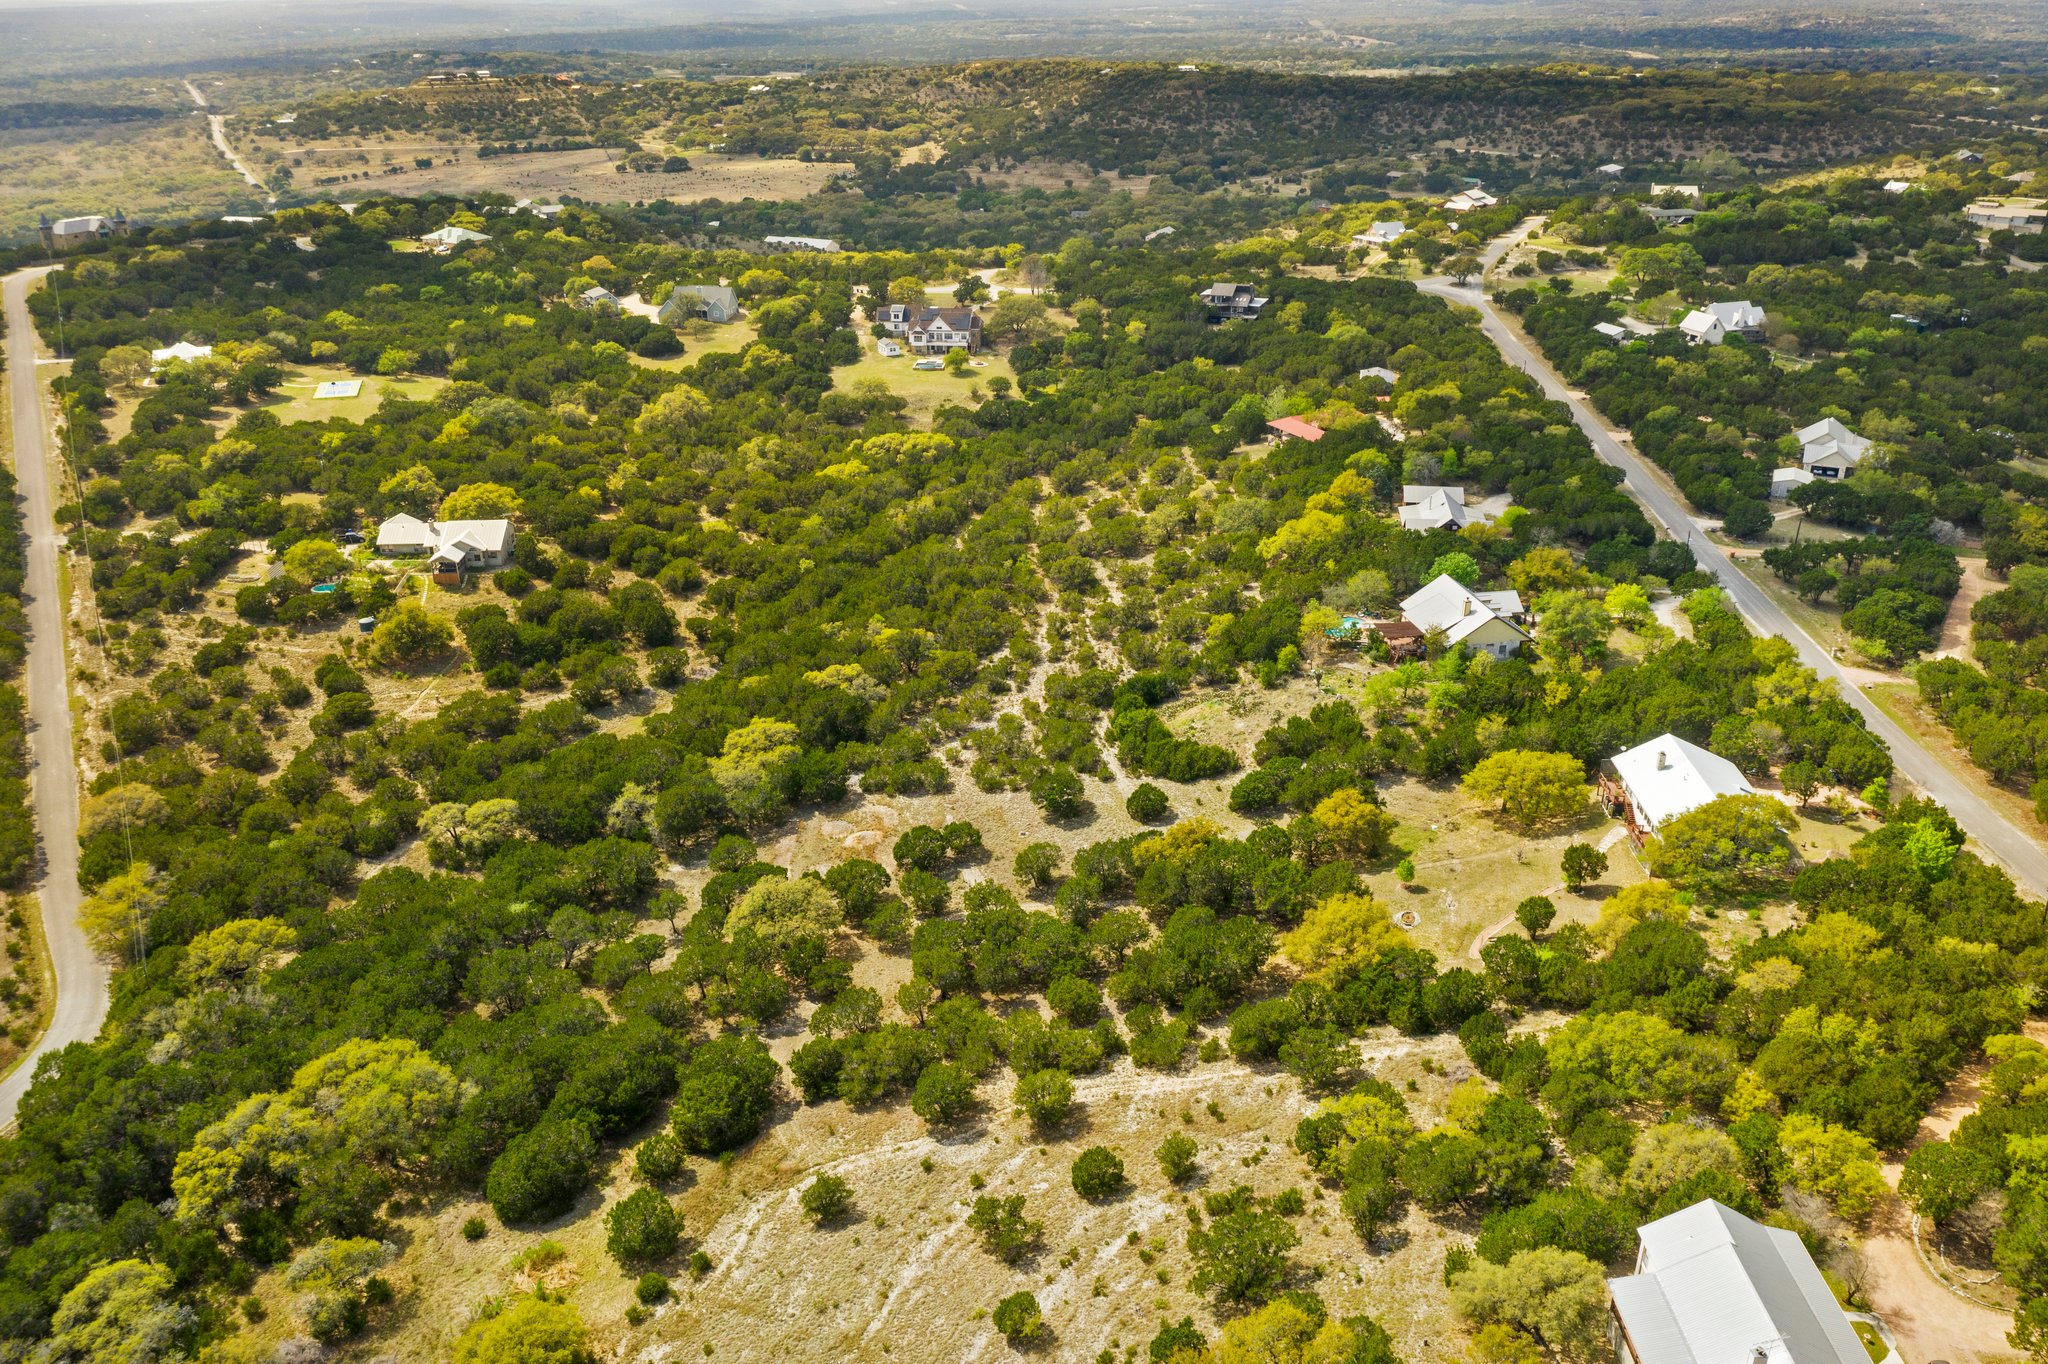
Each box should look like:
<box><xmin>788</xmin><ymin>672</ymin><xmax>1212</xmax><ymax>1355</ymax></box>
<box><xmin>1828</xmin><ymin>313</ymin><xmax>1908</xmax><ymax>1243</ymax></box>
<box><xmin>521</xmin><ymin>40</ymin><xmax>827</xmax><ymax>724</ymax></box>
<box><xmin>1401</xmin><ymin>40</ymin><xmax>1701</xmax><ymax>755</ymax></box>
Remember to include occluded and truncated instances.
<box><xmin>1418</xmin><ymin>219</ymin><xmax>2048</xmax><ymax>899</ymax></box>
<box><xmin>0</xmin><ymin>268</ymin><xmax>105</xmax><ymax>1128</ymax></box>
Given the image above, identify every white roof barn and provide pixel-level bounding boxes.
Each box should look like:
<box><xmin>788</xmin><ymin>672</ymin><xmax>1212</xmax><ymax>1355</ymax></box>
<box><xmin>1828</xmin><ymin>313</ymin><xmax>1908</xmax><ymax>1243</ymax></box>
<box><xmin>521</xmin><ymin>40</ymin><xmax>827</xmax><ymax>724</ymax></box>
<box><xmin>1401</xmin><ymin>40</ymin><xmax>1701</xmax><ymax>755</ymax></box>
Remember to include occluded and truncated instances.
<box><xmin>1443</xmin><ymin>189</ymin><xmax>1498</xmax><ymax>213</ymax></box>
<box><xmin>1596</xmin><ymin>162</ymin><xmax>1625</xmax><ymax>175</ymax></box>
<box><xmin>1607</xmin><ymin>733</ymin><xmax>1754</xmax><ymax>834</ymax></box>
<box><xmin>1797</xmin><ymin>418</ymin><xmax>1873</xmax><ymax>478</ymax></box>
<box><xmin>151</xmin><ymin>341</ymin><xmax>213</xmax><ymax>366</ymax></box>
<box><xmin>1400</xmin><ymin>575</ymin><xmax>1528</xmax><ymax>658</ymax></box>
<box><xmin>1883</xmin><ymin>178</ymin><xmax>1913</xmax><ymax>193</ymax></box>
<box><xmin>1610</xmin><ymin>1200</ymin><xmax>1866</xmax><ymax>1364</ymax></box>
<box><xmin>1353</xmin><ymin>220</ymin><xmax>1409</xmax><ymax>246</ymax></box>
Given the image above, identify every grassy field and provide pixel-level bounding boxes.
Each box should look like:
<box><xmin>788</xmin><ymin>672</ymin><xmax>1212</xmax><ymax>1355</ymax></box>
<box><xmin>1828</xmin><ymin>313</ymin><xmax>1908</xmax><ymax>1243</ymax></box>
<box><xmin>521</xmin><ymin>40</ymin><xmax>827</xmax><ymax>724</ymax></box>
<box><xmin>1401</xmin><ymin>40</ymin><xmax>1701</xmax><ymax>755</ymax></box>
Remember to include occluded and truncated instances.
<box><xmin>633</xmin><ymin>319</ymin><xmax>762</xmax><ymax>371</ymax></box>
<box><xmin>254</xmin><ymin>367</ymin><xmax>448</xmax><ymax>423</ymax></box>
<box><xmin>833</xmin><ymin>339</ymin><xmax>1018</xmax><ymax>425</ymax></box>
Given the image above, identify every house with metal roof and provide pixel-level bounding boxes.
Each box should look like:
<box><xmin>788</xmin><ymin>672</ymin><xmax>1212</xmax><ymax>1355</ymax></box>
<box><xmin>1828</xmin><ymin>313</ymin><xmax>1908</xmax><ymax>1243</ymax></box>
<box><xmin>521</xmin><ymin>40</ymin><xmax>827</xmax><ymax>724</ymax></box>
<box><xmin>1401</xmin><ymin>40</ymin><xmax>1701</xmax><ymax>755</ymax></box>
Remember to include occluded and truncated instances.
<box><xmin>1797</xmin><ymin>418</ymin><xmax>1873</xmax><ymax>479</ymax></box>
<box><xmin>1397</xmin><ymin>485</ymin><xmax>1470</xmax><ymax>532</ymax></box>
<box><xmin>375</xmin><ymin>514</ymin><xmax>515</xmax><ymax>582</ymax></box>
<box><xmin>150</xmin><ymin>341</ymin><xmax>214</xmax><ymax>368</ymax></box>
<box><xmin>420</xmin><ymin>225</ymin><xmax>490</xmax><ymax>252</ymax></box>
<box><xmin>1265</xmin><ymin>416</ymin><xmax>1325</xmax><ymax>443</ymax></box>
<box><xmin>1679</xmin><ymin>300</ymin><xmax>1766</xmax><ymax>346</ymax></box>
<box><xmin>1609</xmin><ymin>1200</ymin><xmax>1867</xmax><ymax>1364</ymax></box>
<box><xmin>1602</xmin><ymin>733</ymin><xmax>1754</xmax><ymax>839</ymax></box>
<box><xmin>40</xmin><ymin>211</ymin><xmax>128</xmax><ymax>252</ymax></box>
<box><xmin>1399</xmin><ymin>575</ymin><xmax>1528</xmax><ymax>659</ymax></box>
<box><xmin>1201</xmin><ymin>282</ymin><xmax>1269</xmax><ymax>321</ymax></box>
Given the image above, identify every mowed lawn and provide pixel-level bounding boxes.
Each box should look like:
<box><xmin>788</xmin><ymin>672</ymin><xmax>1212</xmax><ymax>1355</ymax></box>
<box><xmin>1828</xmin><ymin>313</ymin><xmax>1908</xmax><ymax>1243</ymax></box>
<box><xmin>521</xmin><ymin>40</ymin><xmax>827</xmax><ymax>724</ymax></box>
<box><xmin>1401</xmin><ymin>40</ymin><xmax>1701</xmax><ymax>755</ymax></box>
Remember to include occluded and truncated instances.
<box><xmin>631</xmin><ymin>318</ymin><xmax>761</xmax><ymax>370</ymax></box>
<box><xmin>256</xmin><ymin>367</ymin><xmax>450</xmax><ymax>423</ymax></box>
<box><xmin>833</xmin><ymin>338</ymin><xmax>1017</xmax><ymax>423</ymax></box>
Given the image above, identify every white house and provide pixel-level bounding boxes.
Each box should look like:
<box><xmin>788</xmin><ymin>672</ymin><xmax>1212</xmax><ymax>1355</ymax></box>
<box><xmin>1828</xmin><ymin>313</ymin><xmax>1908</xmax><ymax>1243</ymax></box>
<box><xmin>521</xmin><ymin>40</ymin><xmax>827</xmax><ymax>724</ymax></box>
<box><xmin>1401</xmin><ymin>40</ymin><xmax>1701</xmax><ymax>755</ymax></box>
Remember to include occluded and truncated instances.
<box><xmin>1144</xmin><ymin>226</ymin><xmax>1176</xmax><ymax>242</ymax></box>
<box><xmin>1443</xmin><ymin>189</ymin><xmax>1498</xmax><ymax>213</ymax></box>
<box><xmin>1352</xmin><ymin>220</ymin><xmax>1409</xmax><ymax>246</ymax></box>
<box><xmin>1797</xmin><ymin>417</ymin><xmax>1873</xmax><ymax>479</ymax></box>
<box><xmin>905</xmin><ymin>306</ymin><xmax>982</xmax><ymax>354</ymax></box>
<box><xmin>1358</xmin><ymin>366</ymin><xmax>1400</xmax><ymax>384</ymax></box>
<box><xmin>1603</xmin><ymin>733</ymin><xmax>1754</xmax><ymax>837</ymax></box>
<box><xmin>577</xmin><ymin>285</ymin><xmax>620</xmax><ymax>310</ymax></box>
<box><xmin>765</xmin><ymin>235</ymin><xmax>840</xmax><ymax>252</ymax></box>
<box><xmin>1397</xmin><ymin>485</ymin><xmax>1470</xmax><ymax>532</ymax></box>
<box><xmin>1966</xmin><ymin>199</ymin><xmax>2048</xmax><ymax>234</ymax></box>
<box><xmin>1593</xmin><ymin>321</ymin><xmax>1630</xmax><ymax>341</ymax></box>
<box><xmin>1883</xmin><ymin>178</ymin><xmax>1913</xmax><ymax>194</ymax></box>
<box><xmin>873</xmin><ymin>302</ymin><xmax>913</xmax><ymax>333</ymax></box>
<box><xmin>877</xmin><ymin>339</ymin><xmax>903</xmax><ymax>358</ymax></box>
<box><xmin>375</xmin><ymin>515</ymin><xmax>515</xmax><ymax>580</ymax></box>
<box><xmin>1609</xmin><ymin>1200</ymin><xmax>1866</xmax><ymax>1364</ymax></box>
<box><xmin>1400</xmin><ymin>575</ymin><xmax>1528</xmax><ymax>658</ymax></box>
<box><xmin>420</xmin><ymin>225</ymin><xmax>490</xmax><ymax>252</ymax></box>
<box><xmin>1651</xmin><ymin>183</ymin><xmax>1702</xmax><ymax>200</ymax></box>
<box><xmin>1678</xmin><ymin>300</ymin><xmax>1766</xmax><ymax>346</ymax></box>
<box><xmin>1596</xmin><ymin>162</ymin><xmax>1625</xmax><ymax>176</ymax></box>
<box><xmin>151</xmin><ymin>341</ymin><xmax>213</xmax><ymax>367</ymax></box>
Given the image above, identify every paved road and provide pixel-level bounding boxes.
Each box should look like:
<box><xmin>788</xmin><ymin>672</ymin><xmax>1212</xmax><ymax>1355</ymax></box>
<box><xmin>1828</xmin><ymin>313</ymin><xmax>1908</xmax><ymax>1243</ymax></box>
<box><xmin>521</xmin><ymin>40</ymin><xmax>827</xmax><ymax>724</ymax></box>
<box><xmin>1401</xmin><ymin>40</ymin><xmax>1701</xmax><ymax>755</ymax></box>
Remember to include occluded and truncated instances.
<box><xmin>185</xmin><ymin>79</ymin><xmax>274</xmax><ymax>204</ymax></box>
<box><xmin>1417</xmin><ymin>227</ymin><xmax>2048</xmax><ymax>898</ymax></box>
<box><xmin>0</xmin><ymin>268</ymin><xmax>105</xmax><ymax>1128</ymax></box>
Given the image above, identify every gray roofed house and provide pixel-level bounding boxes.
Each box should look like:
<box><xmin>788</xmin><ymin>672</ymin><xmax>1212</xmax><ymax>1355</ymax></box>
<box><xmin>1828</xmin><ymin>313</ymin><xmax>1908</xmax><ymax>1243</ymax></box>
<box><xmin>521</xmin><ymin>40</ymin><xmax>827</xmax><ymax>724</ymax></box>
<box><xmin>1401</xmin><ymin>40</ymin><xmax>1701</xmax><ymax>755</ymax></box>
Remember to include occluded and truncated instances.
<box><xmin>1609</xmin><ymin>1200</ymin><xmax>1867</xmax><ymax>1364</ymax></box>
<box><xmin>1200</xmin><ymin>282</ymin><xmax>1269</xmax><ymax>321</ymax></box>
<box><xmin>660</xmin><ymin>285</ymin><xmax>740</xmax><ymax>325</ymax></box>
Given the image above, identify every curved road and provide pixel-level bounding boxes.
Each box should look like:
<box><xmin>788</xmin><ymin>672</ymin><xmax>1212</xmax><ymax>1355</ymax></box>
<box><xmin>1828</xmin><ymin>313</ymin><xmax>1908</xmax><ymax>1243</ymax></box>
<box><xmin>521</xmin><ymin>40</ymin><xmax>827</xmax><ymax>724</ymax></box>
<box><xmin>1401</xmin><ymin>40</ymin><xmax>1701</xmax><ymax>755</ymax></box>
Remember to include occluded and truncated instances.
<box><xmin>1417</xmin><ymin>222</ymin><xmax>2048</xmax><ymax>899</ymax></box>
<box><xmin>0</xmin><ymin>267</ymin><xmax>105</xmax><ymax>1127</ymax></box>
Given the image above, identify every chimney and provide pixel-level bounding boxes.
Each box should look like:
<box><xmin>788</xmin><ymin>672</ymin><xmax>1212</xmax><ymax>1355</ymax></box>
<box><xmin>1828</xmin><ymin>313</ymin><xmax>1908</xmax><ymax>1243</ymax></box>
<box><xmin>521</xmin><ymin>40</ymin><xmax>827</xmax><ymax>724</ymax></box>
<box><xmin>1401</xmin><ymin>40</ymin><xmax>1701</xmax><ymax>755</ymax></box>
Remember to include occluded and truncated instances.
<box><xmin>1751</xmin><ymin>1350</ymin><xmax>1768</xmax><ymax>1364</ymax></box>
<box><xmin>1656</xmin><ymin>750</ymin><xmax>1669</xmax><ymax>771</ymax></box>
<box><xmin>1461</xmin><ymin>596</ymin><xmax>1472</xmax><ymax>617</ymax></box>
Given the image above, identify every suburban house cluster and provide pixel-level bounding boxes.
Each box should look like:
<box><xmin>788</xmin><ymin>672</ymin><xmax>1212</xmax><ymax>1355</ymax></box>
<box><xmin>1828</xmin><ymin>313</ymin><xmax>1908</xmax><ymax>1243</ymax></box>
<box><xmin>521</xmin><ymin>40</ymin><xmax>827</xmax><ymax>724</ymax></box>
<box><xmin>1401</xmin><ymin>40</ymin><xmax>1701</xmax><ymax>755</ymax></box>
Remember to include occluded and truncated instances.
<box><xmin>375</xmin><ymin>514</ymin><xmax>517</xmax><ymax>585</ymax></box>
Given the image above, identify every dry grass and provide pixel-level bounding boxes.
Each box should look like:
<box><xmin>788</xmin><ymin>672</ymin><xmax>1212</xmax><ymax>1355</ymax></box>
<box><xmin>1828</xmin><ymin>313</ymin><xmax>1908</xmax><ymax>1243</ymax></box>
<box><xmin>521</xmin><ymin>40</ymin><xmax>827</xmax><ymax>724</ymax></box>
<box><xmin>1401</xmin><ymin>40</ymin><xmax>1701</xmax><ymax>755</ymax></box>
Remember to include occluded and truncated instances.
<box><xmin>0</xmin><ymin>116</ymin><xmax>250</xmax><ymax>242</ymax></box>
<box><xmin>266</xmin><ymin>143</ymin><xmax>847</xmax><ymax>207</ymax></box>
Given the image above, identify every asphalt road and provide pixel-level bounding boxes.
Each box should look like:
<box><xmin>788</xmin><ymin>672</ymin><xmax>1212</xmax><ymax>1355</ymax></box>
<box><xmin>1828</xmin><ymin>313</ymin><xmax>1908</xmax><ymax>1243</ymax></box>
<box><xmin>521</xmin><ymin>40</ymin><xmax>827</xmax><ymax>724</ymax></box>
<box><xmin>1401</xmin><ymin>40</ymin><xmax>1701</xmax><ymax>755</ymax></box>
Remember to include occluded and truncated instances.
<box><xmin>1417</xmin><ymin>233</ymin><xmax>2048</xmax><ymax>898</ymax></box>
<box><xmin>0</xmin><ymin>267</ymin><xmax>106</xmax><ymax>1128</ymax></box>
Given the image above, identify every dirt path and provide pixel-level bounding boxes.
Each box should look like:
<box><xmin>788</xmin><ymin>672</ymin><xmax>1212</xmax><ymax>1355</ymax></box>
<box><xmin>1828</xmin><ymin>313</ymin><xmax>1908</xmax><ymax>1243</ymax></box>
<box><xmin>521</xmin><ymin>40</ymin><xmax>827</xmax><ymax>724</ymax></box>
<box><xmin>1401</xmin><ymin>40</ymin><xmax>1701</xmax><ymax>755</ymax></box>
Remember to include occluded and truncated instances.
<box><xmin>1933</xmin><ymin>558</ymin><xmax>1998</xmax><ymax>661</ymax></box>
<box><xmin>1860</xmin><ymin>1048</ymin><xmax>2019</xmax><ymax>1364</ymax></box>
